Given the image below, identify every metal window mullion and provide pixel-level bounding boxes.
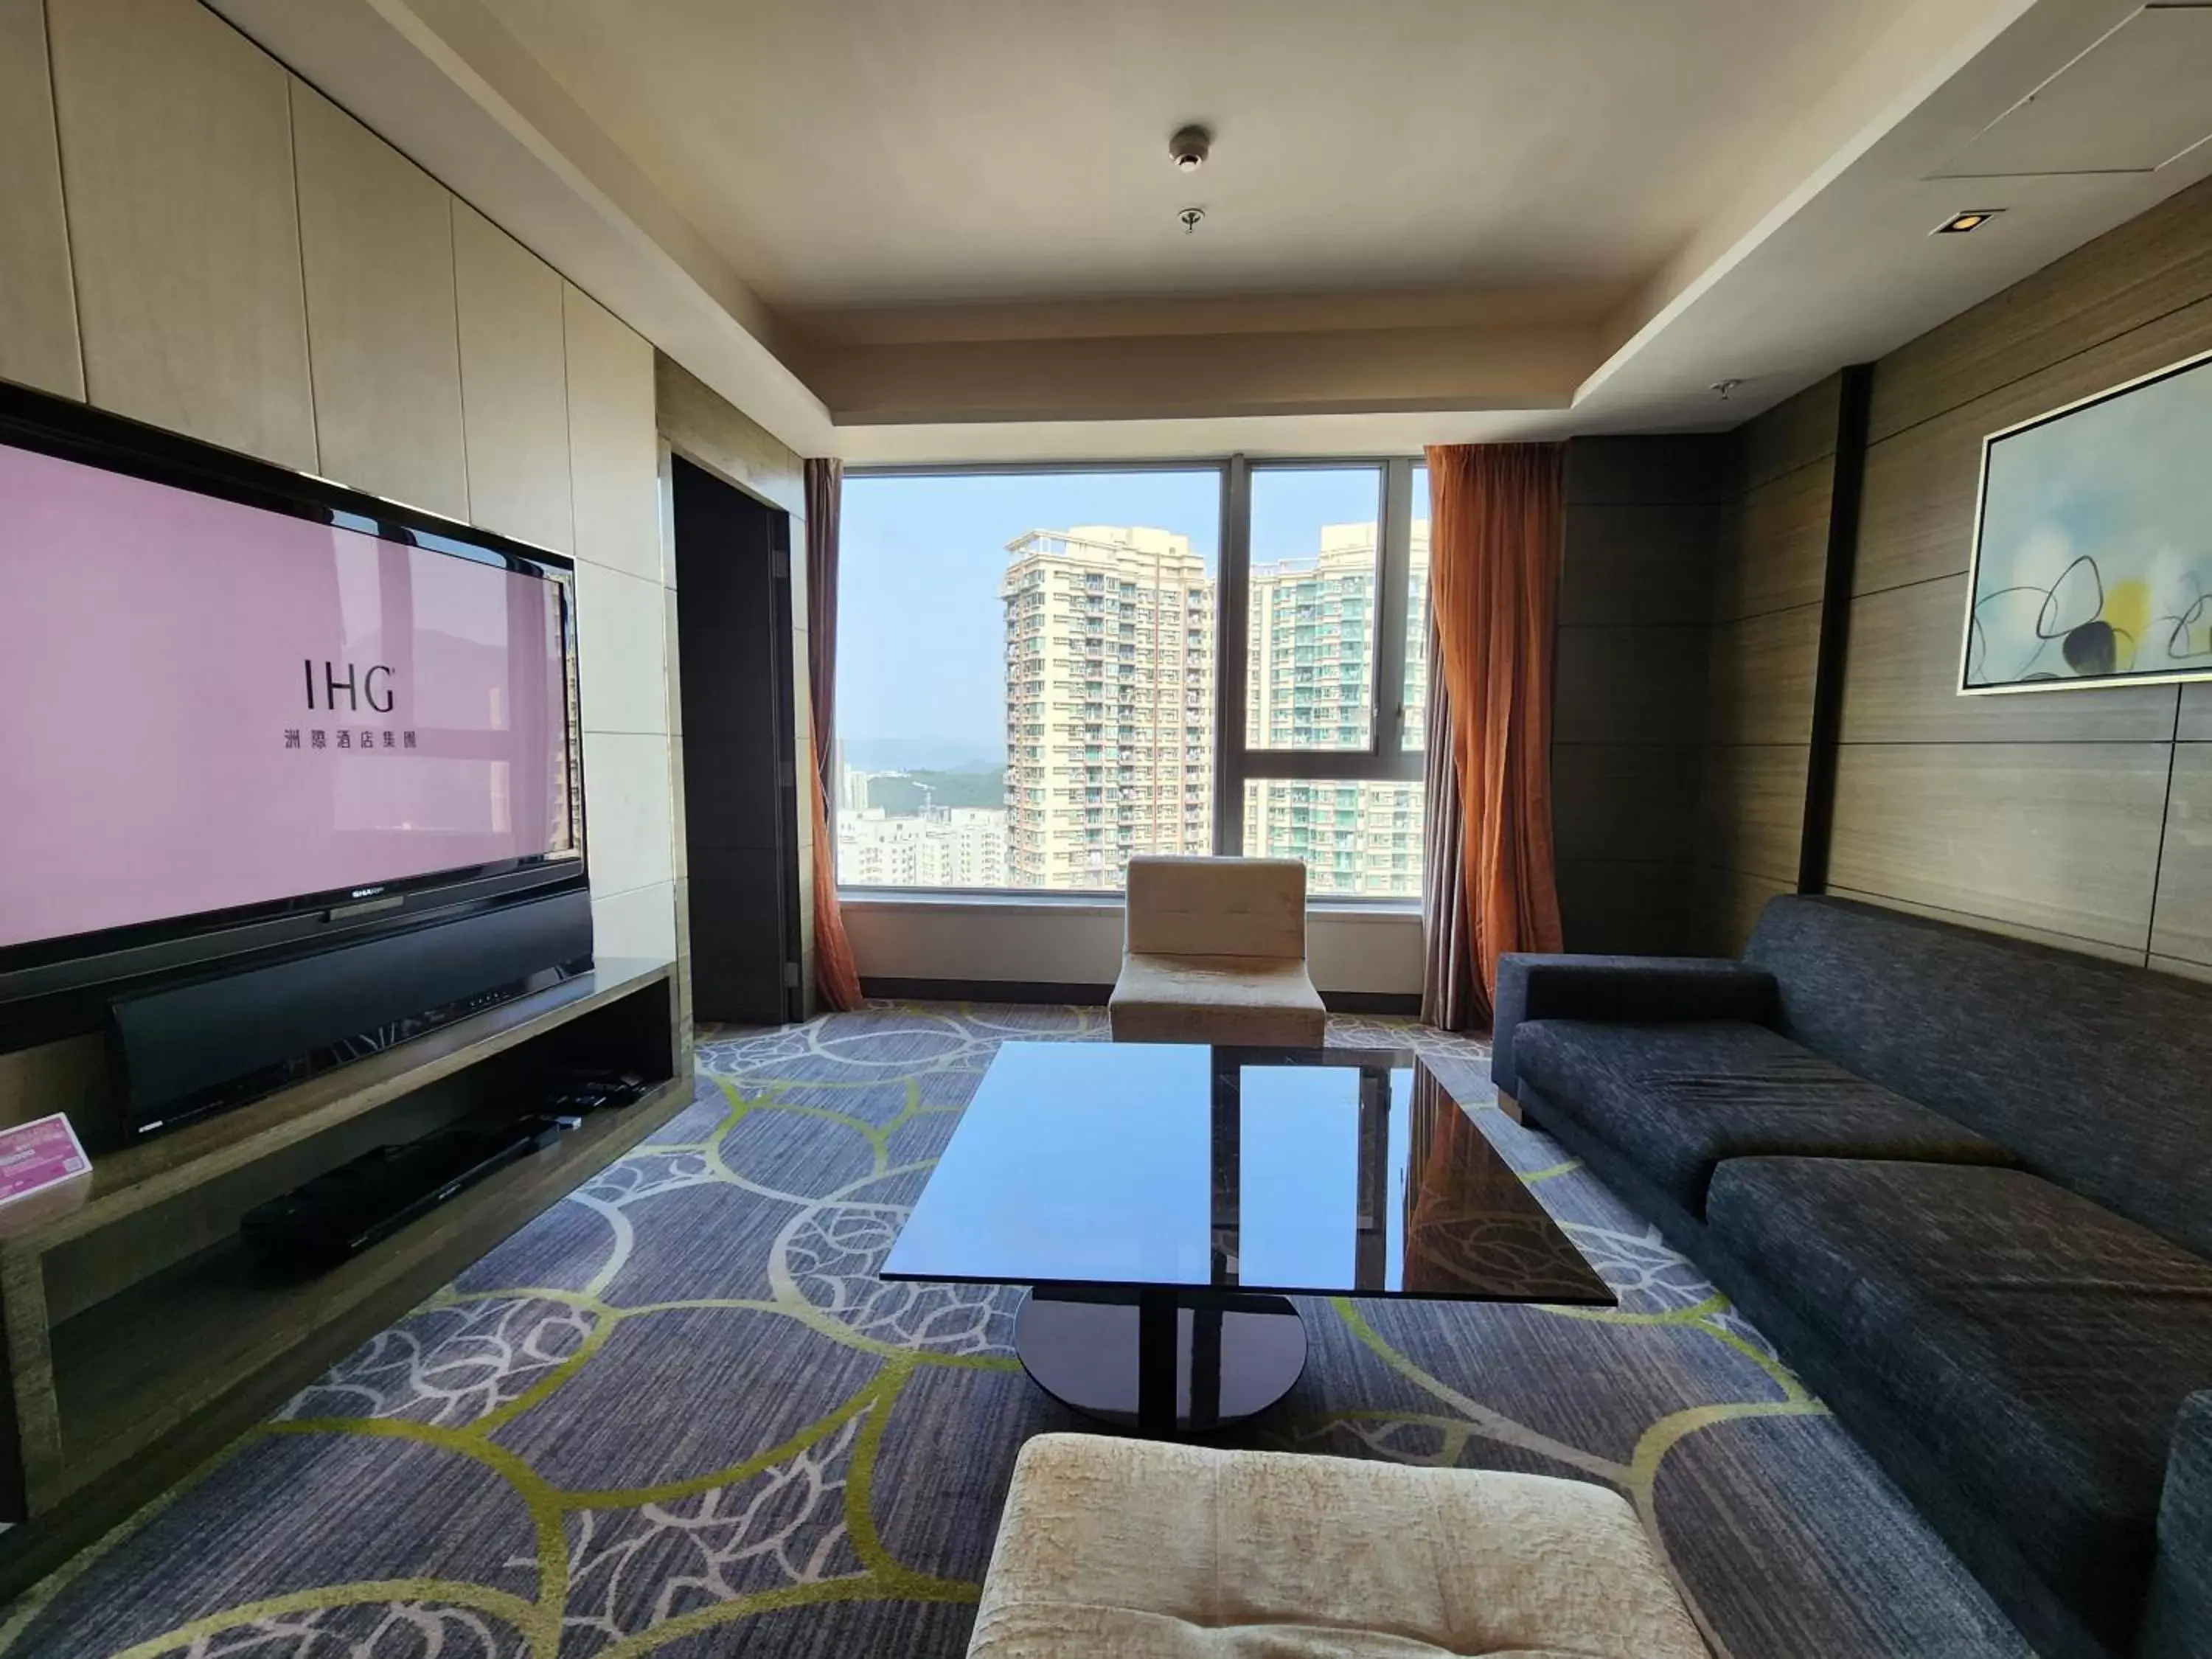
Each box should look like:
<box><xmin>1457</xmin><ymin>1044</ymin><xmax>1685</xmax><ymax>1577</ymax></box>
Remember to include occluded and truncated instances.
<box><xmin>1374</xmin><ymin>458</ymin><xmax>1413</xmax><ymax>763</ymax></box>
<box><xmin>1214</xmin><ymin>456</ymin><xmax>1251</xmax><ymax>855</ymax></box>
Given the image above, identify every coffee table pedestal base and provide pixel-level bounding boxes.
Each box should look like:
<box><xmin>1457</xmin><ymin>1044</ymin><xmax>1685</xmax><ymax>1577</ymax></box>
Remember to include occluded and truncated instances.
<box><xmin>1015</xmin><ymin>1287</ymin><xmax>1307</xmax><ymax>1436</ymax></box>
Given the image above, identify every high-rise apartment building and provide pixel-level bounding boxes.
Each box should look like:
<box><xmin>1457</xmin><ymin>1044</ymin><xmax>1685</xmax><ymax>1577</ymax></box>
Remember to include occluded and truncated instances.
<box><xmin>1241</xmin><ymin>521</ymin><xmax>1430</xmax><ymax>897</ymax></box>
<box><xmin>1002</xmin><ymin>526</ymin><xmax>1214</xmax><ymax>888</ymax></box>
<box><xmin>837</xmin><ymin>806</ymin><xmax>1008</xmax><ymax>888</ymax></box>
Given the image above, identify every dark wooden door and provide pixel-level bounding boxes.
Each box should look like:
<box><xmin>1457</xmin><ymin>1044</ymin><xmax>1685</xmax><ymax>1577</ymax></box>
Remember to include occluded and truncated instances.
<box><xmin>671</xmin><ymin>456</ymin><xmax>802</xmax><ymax>1025</ymax></box>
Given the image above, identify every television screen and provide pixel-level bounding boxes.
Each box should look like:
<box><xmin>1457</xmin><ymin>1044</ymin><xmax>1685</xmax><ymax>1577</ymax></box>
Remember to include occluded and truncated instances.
<box><xmin>0</xmin><ymin>439</ymin><xmax>580</xmax><ymax>957</ymax></box>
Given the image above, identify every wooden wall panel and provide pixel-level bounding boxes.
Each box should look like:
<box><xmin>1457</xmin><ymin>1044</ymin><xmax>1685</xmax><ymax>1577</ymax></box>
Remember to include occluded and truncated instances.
<box><xmin>1738</xmin><ymin>373</ymin><xmax>1841</xmax><ymax>492</ymax></box>
<box><xmin>0</xmin><ymin>0</ymin><xmax>81</xmax><ymax>398</ymax></box>
<box><xmin>1695</xmin><ymin>866</ymin><xmax>1793</xmax><ymax>957</ymax></box>
<box><xmin>1557</xmin><ymin>858</ymin><xmax>1691</xmax><ymax>956</ymax></box>
<box><xmin>565</xmin><ymin>283</ymin><xmax>661</xmax><ymax>583</ymax></box>
<box><xmin>1714</xmin><ymin>459</ymin><xmax>1832</xmax><ymax>621</ymax></box>
<box><xmin>2150</xmin><ymin>743</ymin><xmax>2212</xmax><ymax>970</ymax></box>
<box><xmin>1554</xmin><ymin>625</ymin><xmax>1708</xmax><ymax>746</ymax></box>
<box><xmin>1840</xmin><ymin>575</ymin><xmax>2180</xmax><ymax>744</ymax></box>
<box><xmin>1826</xmin><ymin>744</ymin><xmax>2168</xmax><ymax>950</ymax></box>
<box><xmin>1705</xmin><ymin>604</ymin><xmax>1822</xmax><ymax>748</ymax></box>
<box><xmin>1823</xmin><ymin>178</ymin><xmax>2212</xmax><ymax>973</ymax></box>
<box><xmin>291</xmin><ymin>83</ymin><xmax>467</xmax><ymax>520</ymax></box>
<box><xmin>1697</xmin><ymin>744</ymin><xmax>1809</xmax><ymax>887</ymax></box>
<box><xmin>655</xmin><ymin>355</ymin><xmax>804</xmax><ymax>521</ymax></box>
<box><xmin>1550</xmin><ymin>436</ymin><xmax>1728</xmax><ymax>955</ymax></box>
<box><xmin>47</xmin><ymin>0</ymin><xmax>316</xmax><ymax>470</ymax></box>
<box><xmin>1826</xmin><ymin>886</ymin><xmax>2147</xmax><ymax>967</ymax></box>
<box><xmin>1685</xmin><ymin>381</ymin><xmax>1840</xmax><ymax>953</ymax></box>
<box><xmin>1551</xmin><ymin>745</ymin><xmax>1700</xmax><ymax>868</ymax></box>
<box><xmin>1562</xmin><ymin>435</ymin><xmax>1729</xmax><ymax>506</ymax></box>
<box><xmin>1855</xmin><ymin>293</ymin><xmax>2212</xmax><ymax>597</ymax></box>
<box><xmin>574</xmin><ymin>560</ymin><xmax>671</xmax><ymax>737</ymax></box>
<box><xmin>452</xmin><ymin>201</ymin><xmax>573</xmax><ymax>554</ymax></box>
<box><xmin>2179</xmin><ymin>683</ymin><xmax>2212</xmax><ymax>742</ymax></box>
<box><xmin>1557</xmin><ymin>501</ymin><xmax>1719</xmax><ymax>627</ymax></box>
<box><xmin>1869</xmin><ymin>175</ymin><xmax>2212</xmax><ymax>444</ymax></box>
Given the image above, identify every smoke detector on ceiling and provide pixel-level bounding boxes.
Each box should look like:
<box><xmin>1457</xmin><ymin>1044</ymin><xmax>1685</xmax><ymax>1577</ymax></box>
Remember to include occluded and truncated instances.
<box><xmin>1169</xmin><ymin>125</ymin><xmax>1213</xmax><ymax>173</ymax></box>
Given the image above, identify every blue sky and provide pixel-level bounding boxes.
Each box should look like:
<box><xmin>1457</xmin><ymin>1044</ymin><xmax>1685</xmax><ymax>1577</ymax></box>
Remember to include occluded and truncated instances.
<box><xmin>838</xmin><ymin>467</ymin><xmax>1387</xmax><ymax>768</ymax></box>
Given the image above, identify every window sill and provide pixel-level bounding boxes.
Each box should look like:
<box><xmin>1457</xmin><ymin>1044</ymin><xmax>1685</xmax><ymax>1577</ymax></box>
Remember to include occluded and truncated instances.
<box><xmin>835</xmin><ymin>887</ymin><xmax>1420</xmax><ymax>920</ymax></box>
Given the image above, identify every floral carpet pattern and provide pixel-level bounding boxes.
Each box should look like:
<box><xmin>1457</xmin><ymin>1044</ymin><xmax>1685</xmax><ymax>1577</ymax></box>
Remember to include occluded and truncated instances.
<box><xmin>4</xmin><ymin>1004</ymin><xmax>2028</xmax><ymax>1658</ymax></box>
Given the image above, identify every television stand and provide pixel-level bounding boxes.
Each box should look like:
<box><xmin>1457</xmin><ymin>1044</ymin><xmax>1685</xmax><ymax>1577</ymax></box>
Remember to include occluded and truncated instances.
<box><xmin>0</xmin><ymin>957</ymin><xmax>689</xmax><ymax>1601</ymax></box>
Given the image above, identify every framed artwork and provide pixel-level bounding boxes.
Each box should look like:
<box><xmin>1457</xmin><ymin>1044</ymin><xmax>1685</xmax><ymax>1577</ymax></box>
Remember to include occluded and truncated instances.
<box><xmin>1961</xmin><ymin>345</ymin><xmax>2212</xmax><ymax>695</ymax></box>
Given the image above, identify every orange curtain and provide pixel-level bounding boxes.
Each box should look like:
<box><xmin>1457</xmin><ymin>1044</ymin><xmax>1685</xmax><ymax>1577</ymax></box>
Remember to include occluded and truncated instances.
<box><xmin>804</xmin><ymin>458</ymin><xmax>863</xmax><ymax>1012</ymax></box>
<box><xmin>1423</xmin><ymin>442</ymin><xmax>1565</xmax><ymax>1027</ymax></box>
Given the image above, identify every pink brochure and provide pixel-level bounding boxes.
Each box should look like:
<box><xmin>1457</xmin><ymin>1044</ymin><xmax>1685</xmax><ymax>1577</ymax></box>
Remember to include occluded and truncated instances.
<box><xmin>0</xmin><ymin>1113</ymin><xmax>91</xmax><ymax>1208</ymax></box>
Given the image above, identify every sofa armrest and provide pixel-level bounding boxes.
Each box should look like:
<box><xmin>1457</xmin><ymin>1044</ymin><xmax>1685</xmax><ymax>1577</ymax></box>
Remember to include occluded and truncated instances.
<box><xmin>1491</xmin><ymin>954</ymin><xmax>1781</xmax><ymax>1097</ymax></box>
<box><xmin>2140</xmin><ymin>1391</ymin><xmax>2212</xmax><ymax>1659</ymax></box>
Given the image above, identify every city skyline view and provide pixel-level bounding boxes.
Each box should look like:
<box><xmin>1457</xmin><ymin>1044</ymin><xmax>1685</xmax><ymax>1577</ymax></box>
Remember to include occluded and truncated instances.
<box><xmin>836</xmin><ymin>467</ymin><xmax>1428</xmax><ymax>897</ymax></box>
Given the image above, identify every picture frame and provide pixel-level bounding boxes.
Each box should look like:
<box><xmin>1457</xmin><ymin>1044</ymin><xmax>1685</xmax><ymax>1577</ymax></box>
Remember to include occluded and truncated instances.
<box><xmin>1958</xmin><ymin>344</ymin><xmax>2212</xmax><ymax>696</ymax></box>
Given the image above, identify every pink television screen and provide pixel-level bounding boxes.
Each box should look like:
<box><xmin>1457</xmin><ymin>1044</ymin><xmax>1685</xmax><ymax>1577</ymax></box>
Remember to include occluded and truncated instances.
<box><xmin>0</xmin><ymin>440</ymin><xmax>580</xmax><ymax>956</ymax></box>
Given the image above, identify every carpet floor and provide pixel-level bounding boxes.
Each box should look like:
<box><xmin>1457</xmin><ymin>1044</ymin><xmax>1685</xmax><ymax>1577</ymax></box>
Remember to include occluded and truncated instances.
<box><xmin>5</xmin><ymin>1004</ymin><xmax>2031</xmax><ymax>1658</ymax></box>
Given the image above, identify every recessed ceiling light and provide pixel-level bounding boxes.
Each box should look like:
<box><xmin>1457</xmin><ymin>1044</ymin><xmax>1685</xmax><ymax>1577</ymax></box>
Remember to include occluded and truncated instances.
<box><xmin>1934</xmin><ymin>209</ymin><xmax>2003</xmax><ymax>234</ymax></box>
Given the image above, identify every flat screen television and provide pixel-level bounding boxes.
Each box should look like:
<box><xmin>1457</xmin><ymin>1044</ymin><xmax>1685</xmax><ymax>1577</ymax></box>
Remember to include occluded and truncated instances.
<box><xmin>0</xmin><ymin>381</ymin><xmax>587</xmax><ymax>1044</ymax></box>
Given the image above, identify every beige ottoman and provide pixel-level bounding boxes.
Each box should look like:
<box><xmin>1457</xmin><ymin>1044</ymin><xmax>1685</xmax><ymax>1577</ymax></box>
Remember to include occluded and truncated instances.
<box><xmin>967</xmin><ymin>1435</ymin><xmax>1708</xmax><ymax>1658</ymax></box>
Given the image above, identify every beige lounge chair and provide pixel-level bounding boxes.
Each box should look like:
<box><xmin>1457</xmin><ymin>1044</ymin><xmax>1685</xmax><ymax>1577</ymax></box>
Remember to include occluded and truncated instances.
<box><xmin>1108</xmin><ymin>855</ymin><xmax>1326</xmax><ymax>1047</ymax></box>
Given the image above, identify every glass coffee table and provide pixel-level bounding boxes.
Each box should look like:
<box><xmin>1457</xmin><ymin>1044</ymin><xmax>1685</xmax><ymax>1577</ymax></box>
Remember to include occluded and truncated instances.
<box><xmin>882</xmin><ymin>1042</ymin><xmax>1613</xmax><ymax>1436</ymax></box>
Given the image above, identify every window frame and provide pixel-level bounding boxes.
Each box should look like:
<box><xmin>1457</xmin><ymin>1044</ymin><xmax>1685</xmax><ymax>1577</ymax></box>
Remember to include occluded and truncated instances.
<box><xmin>835</xmin><ymin>454</ymin><xmax>1425</xmax><ymax>905</ymax></box>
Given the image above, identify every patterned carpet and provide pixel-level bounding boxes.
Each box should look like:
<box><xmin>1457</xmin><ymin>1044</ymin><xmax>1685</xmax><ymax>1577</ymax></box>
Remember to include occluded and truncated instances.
<box><xmin>4</xmin><ymin>1004</ymin><xmax>2031</xmax><ymax>1658</ymax></box>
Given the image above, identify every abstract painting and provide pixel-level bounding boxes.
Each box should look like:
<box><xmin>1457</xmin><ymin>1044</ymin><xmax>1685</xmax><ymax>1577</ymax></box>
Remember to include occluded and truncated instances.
<box><xmin>1963</xmin><ymin>347</ymin><xmax>2212</xmax><ymax>692</ymax></box>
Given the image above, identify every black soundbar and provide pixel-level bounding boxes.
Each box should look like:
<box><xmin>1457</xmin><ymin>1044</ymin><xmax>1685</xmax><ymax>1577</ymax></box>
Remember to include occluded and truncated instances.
<box><xmin>110</xmin><ymin>888</ymin><xmax>594</xmax><ymax>1137</ymax></box>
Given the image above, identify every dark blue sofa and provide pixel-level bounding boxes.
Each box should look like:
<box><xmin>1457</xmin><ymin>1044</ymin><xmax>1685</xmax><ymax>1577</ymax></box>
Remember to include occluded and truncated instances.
<box><xmin>1493</xmin><ymin>895</ymin><xmax>2212</xmax><ymax>1659</ymax></box>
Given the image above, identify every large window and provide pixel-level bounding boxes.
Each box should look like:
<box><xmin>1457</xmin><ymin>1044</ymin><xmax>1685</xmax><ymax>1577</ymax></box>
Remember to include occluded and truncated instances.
<box><xmin>835</xmin><ymin>459</ymin><xmax>1427</xmax><ymax>898</ymax></box>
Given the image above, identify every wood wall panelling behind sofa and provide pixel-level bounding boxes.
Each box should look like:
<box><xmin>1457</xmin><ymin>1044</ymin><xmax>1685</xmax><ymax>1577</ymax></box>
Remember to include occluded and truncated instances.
<box><xmin>2183</xmin><ymin>683</ymin><xmax>2212</xmax><ymax>742</ymax></box>
<box><xmin>1688</xmin><ymin>376</ymin><xmax>1841</xmax><ymax>953</ymax></box>
<box><xmin>1704</xmin><ymin>603</ymin><xmax>1823</xmax><ymax>748</ymax></box>
<box><xmin>1867</xmin><ymin>175</ymin><xmax>2212</xmax><ymax>447</ymax></box>
<box><xmin>1714</xmin><ymin>460</ymin><xmax>1835</xmax><ymax>622</ymax></box>
<box><xmin>1828</xmin><ymin>173</ymin><xmax>2212</xmax><ymax>976</ymax></box>
<box><xmin>1837</xmin><ymin>575</ymin><xmax>2180</xmax><ymax>745</ymax></box>
<box><xmin>1698</xmin><ymin>743</ymin><xmax>1812</xmax><ymax>890</ymax></box>
<box><xmin>1554</xmin><ymin>436</ymin><xmax>1729</xmax><ymax>955</ymax></box>
<box><xmin>2151</xmin><ymin>742</ymin><xmax>2212</xmax><ymax>968</ymax></box>
<box><xmin>1826</xmin><ymin>744</ymin><xmax>2170</xmax><ymax>953</ymax></box>
<box><xmin>1854</xmin><ymin>293</ymin><xmax>2212</xmax><ymax>599</ymax></box>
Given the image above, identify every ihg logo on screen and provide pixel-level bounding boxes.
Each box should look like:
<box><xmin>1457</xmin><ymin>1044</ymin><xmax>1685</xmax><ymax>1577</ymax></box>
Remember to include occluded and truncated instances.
<box><xmin>304</xmin><ymin>659</ymin><xmax>396</xmax><ymax>714</ymax></box>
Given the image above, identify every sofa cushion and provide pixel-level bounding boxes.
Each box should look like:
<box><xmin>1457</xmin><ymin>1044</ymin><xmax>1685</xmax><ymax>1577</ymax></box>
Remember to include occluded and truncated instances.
<box><xmin>967</xmin><ymin>1433</ymin><xmax>1708</xmax><ymax>1658</ymax></box>
<box><xmin>1745</xmin><ymin>895</ymin><xmax>2212</xmax><ymax>1260</ymax></box>
<box><xmin>1707</xmin><ymin>1158</ymin><xmax>2212</xmax><ymax>1618</ymax></box>
<box><xmin>1109</xmin><ymin>953</ymin><xmax>1326</xmax><ymax>1048</ymax></box>
<box><xmin>1513</xmin><ymin>1019</ymin><xmax>2009</xmax><ymax>1216</ymax></box>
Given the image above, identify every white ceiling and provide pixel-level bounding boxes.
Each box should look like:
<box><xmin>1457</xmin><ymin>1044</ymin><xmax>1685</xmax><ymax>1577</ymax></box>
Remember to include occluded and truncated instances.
<box><xmin>474</xmin><ymin>0</ymin><xmax>1927</xmax><ymax>308</ymax></box>
<box><xmin>215</xmin><ymin>0</ymin><xmax>2212</xmax><ymax>461</ymax></box>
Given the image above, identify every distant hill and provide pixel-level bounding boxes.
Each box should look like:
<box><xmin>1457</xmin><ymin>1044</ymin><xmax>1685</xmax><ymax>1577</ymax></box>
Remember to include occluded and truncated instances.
<box><xmin>864</xmin><ymin>768</ymin><xmax>1005</xmax><ymax>815</ymax></box>
<box><xmin>841</xmin><ymin>737</ymin><xmax>1003</xmax><ymax>773</ymax></box>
